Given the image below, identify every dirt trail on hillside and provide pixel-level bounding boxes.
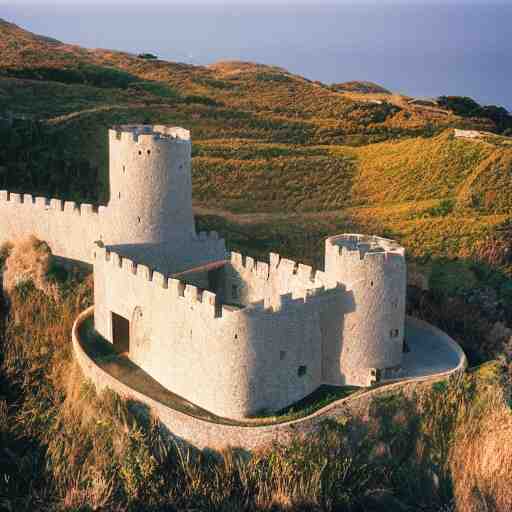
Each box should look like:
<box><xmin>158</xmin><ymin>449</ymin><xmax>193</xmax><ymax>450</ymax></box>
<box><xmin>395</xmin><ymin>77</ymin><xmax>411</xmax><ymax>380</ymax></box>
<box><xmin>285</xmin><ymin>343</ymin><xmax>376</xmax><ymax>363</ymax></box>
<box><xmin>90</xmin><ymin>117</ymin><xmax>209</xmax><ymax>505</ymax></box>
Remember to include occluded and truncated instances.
<box><xmin>192</xmin><ymin>205</ymin><xmax>346</xmax><ymax>224</ymax></box>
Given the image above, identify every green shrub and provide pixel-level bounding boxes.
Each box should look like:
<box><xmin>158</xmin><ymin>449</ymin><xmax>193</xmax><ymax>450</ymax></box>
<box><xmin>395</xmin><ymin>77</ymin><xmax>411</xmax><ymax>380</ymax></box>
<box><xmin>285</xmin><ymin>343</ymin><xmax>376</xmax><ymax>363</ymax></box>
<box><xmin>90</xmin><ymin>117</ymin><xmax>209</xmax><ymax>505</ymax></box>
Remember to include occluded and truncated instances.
<box><xmin>130</xmin><ymin>81</ymin><xmax>179</xmax><ymax>99</ymax></box>
<box><xmin>1</xmin><ymin>64</ymin><xmax>138</xmax><ymax>89</ymax></box>
<box><xmin>137</xmin><ymin>53</ymin><xmax>158</xmax><ymax>60</ymax></box>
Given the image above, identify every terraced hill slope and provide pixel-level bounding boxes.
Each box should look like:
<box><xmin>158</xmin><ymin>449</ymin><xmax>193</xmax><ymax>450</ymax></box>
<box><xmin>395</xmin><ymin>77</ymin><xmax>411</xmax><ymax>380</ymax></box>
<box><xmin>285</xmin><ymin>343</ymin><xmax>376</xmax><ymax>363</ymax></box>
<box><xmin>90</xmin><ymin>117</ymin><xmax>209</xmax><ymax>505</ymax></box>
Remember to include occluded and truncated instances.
<box><xmin>0</xmin><ymin>18</ymin><xmax>511</xmax><ymax>280</ymax></box>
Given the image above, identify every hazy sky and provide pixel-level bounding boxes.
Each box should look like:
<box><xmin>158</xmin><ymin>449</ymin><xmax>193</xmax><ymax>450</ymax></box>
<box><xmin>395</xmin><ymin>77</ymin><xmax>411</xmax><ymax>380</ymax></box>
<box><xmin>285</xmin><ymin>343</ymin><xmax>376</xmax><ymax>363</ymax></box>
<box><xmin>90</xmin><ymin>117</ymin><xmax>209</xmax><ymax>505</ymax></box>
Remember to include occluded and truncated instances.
<box><xmin>2</xmin><ymin>1</ymin><xmax>511</xmax><ymax>109</ymax></box>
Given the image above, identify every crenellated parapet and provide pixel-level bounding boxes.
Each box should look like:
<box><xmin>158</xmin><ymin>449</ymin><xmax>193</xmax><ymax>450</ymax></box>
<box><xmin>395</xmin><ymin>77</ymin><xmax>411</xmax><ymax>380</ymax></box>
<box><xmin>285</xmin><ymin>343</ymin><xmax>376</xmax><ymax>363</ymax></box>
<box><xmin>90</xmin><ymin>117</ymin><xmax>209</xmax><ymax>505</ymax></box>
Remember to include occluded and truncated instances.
<box><xmin>230</xmin><ymin>251</ymin><xmax>328</xmax><ymax>289</ymax></box>
<box><xmin>93</xmin><ymin>243</ymin><xmax>223</xmax><ymax>319</ymax></box>
<box><xmin>227</xmin><ymin>250</ymin><xmax>339</xmax><ymax>314</ymax></box>
<box><xmin>110</xmin><ymin>124</ymin><xmax>191</xmax><ymax>144</ymax></box>
<box><xmin>0</xmin><ymin>190</ymin><xmax>100</xmax><ymax>217</ymax></box>
<box><xmin>324</xmin><ymin>233</ymin><xmax>405</xmax><ymax>288</ymax></box>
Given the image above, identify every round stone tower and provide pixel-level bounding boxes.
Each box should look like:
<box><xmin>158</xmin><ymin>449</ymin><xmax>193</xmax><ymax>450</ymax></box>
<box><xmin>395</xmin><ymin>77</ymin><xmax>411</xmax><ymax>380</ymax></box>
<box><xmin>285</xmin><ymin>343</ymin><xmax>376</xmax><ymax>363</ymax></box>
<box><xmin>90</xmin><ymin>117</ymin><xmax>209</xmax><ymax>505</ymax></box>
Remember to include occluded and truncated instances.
<box><xmin>324</xmin><ymin>234</ymin><xmax>407</xmax><ymax>387</ymax></box>
<box><xmin>104</xmin><ymin>125</ymin><xmax>195</xmax><ymax>267</ymax></box>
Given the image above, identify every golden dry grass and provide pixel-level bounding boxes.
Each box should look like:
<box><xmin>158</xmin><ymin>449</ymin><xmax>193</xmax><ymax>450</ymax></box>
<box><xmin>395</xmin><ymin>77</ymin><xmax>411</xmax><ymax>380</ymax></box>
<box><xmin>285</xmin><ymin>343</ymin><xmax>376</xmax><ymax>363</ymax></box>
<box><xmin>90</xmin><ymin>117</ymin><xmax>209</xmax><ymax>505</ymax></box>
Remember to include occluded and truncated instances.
<box><xmin>450</xmin><ymin>384</ymin><xmax>512</xmax><ymax>511</ymax></box>
<box><xmin>2</xmin><ymin>235</ymin><xmax>59</xmax><ymax>300</ymax></box>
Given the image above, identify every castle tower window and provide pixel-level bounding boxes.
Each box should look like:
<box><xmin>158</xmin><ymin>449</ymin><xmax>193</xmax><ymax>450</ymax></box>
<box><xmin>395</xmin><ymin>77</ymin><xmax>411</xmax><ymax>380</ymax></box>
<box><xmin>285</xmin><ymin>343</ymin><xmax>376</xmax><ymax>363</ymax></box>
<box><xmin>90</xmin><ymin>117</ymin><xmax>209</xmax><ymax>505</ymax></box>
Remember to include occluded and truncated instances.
<box><xmin>280</xmin><ymin>350</ymin><xmax>286</xmax><ymax>361</ymax></box>
<box><xmin>123</xmin><ymin>165</ymin><xmax>126</xmax><ymax>173</ymax></box>
<box><xmin>138</xmin><ymin>150</ymin><xmax>142</xmax><ymax>155</ymax></box>
<box><xmin>118</xmin><ymin>192</ymin><xmax>121</xmax><ymax>199</ymax></box>
<box><xmin>147</xmin><ymin>150</ymin><xmax>151</xmax><ymax>155</ymax></box>
<box><xmin>137</xmin><ymin>216</ymin><xmax>141</xmax><ymax>223</ymax></box>
<box><xmin>297</xmin><ymin>365</ymin><xmax>307</xmax><ymax>377</ymax></box>
<box><xmin>390</xmin><ymin>329</ymin><xmax>399</xmax><ymax>338</ymax></box>
<box><xmin>231</xmin><ymin>284</ymin><xmax>239</xmax><ymax>299</ymax></box>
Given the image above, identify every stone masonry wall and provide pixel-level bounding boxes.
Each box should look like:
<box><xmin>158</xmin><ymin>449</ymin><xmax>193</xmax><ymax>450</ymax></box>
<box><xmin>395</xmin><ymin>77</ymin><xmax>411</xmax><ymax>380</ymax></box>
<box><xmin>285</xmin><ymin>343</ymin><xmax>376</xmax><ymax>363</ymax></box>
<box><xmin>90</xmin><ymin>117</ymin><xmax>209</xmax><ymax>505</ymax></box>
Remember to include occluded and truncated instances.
<box><xmin>73</xmin><ymin>307</ymin><xmax>466</xmax><ymax>452</ymax></box>
<box><xmin>0</xmin><ymin>192</ymin><xmax>102</xmax><ymax>265</ymax></box>
<box><xmin>324</xmin><ymin>235</ymin><xmax>407</xmax><ymax>387</ymax></box>
<box><xmin>0</xmin><ymin>191</ymin><xmax>225</xmax><ymax>273</ymax></box>
<box><xmin>0</xmin><ymin>125</ymin><xmax>227</xmax><ymax>274</ymax></box>
<box><xmin>93</xmin><ymin>245</ymin><xmax>353</xmax><ymax>419</ymax></box>
<box><xmin>224</xmin><ymin>251</ymin><xmax>329</xmax><ymax>308</ymax></box>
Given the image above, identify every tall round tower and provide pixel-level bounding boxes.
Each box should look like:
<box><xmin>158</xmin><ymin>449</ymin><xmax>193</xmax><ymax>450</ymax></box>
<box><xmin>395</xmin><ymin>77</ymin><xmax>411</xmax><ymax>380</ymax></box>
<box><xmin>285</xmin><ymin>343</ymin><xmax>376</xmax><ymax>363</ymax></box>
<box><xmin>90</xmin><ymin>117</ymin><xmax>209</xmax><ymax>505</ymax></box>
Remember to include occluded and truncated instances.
<box><xmin>323</xmin><ymin>234</ymin><xmax>407</xmax><ymax>387</ymax></box>
<box><xmin>104</xmin><ymin>125</ymin><xmax>195</xmax><ymax>268</ymax></box>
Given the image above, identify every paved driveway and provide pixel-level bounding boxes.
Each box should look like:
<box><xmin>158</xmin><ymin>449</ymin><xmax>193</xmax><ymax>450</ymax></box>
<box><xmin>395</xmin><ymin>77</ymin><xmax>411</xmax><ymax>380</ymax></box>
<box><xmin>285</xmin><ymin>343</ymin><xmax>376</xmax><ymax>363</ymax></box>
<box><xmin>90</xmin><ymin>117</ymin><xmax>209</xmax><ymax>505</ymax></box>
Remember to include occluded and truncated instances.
<box><xmin>402</xmin><ymin>317</ymin><xmax>465</xmax><ymax>379</ymax></box>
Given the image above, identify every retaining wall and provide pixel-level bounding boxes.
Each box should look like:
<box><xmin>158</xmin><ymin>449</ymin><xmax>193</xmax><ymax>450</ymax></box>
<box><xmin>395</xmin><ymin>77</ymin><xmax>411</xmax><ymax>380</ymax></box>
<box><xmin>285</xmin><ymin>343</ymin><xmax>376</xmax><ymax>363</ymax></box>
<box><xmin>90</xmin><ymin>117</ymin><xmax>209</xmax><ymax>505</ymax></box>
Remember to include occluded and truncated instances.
<box><xmin>73</xmin><ymin>307</ymin><xmax>467</xmax><ymax>452</ymax></box>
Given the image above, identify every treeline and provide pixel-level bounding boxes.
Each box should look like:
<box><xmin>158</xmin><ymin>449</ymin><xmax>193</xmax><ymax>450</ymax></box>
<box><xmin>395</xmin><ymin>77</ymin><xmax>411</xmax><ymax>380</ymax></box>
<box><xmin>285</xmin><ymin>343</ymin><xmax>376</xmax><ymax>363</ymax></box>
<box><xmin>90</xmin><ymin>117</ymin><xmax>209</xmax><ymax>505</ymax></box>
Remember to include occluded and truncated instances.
<box><xmin>0</xmin><ymin>116</ymin><xmax>100</xmax><ymax>203</ymax></box>
<box><xmin>438</xmin><ymin>95</ymin><xmax>512</xmax><ymax>134</ymax></box>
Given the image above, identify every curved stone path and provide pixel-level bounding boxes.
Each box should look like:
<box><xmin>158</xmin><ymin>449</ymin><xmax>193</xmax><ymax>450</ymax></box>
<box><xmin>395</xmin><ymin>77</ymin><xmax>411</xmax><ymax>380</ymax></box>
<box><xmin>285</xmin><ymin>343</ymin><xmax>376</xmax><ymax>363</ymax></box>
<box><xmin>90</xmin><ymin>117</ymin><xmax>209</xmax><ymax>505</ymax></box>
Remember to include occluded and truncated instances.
<box><xmin>73</xmin><ymin>307</ymin><xmax>466</xmax><ymax>450</ymax></box>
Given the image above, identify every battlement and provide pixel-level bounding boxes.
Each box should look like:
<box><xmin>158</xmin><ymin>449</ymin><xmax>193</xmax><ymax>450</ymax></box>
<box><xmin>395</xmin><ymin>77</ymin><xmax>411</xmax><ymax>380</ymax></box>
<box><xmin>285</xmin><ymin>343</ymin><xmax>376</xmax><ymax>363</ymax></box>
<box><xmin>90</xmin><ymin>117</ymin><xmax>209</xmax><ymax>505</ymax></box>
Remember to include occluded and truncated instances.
<box><xmin>326</xmin><ymin>234</ymin><xmax>405</xmax><ymax>262</ymax></box>
<box><xmin>229</xmin><ymin>250</ymin><xmax>335</xmax><ymax>312</ymax></box>
<box><xmin>110</xmin><ymin>124</ymin><xmax>191</xmax><ymax>144</ymax></box>
<box><xmin>230</xmin><ymin>250</ymin><xmax>329</xmax><ymax>289</ymax></box>
<box><xmin>93</xmin><ymin>243</ymin><xmax>225</xmax><ymax>319</ymax></box>
<box><xmin>0</xmin><ymin>190</ymin><xmax>99</xmax><ymax>216</ymax></box>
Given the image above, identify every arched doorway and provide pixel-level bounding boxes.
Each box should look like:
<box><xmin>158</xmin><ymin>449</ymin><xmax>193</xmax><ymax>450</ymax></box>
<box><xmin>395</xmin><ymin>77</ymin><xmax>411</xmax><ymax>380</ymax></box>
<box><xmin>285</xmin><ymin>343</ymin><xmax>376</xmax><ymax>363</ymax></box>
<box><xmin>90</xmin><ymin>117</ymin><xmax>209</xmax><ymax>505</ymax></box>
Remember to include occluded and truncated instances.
<box><xmin>111</xmin><ymin>312</ymin><xmax>130</xmax><ymax>354</ymax></box>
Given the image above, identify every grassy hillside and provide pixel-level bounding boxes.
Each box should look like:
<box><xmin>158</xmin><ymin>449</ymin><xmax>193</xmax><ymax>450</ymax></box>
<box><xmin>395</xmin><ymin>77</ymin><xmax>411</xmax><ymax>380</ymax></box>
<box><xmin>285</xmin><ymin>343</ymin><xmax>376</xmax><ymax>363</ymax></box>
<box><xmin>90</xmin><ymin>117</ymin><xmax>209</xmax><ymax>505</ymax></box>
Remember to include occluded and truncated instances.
<box><xmin>1</xmin><ymin>260</ymin><xmax>511</xmax><ymax>511</ymax></box>
<box><xmin>0</xmin><ymin>18</ymin><xmax>510</xmax><ymax>268</ymax></box>
<box><xmin>1</xmin><ymin>18</ymin><xmax>512</xmax><ymax>512</ymax></box>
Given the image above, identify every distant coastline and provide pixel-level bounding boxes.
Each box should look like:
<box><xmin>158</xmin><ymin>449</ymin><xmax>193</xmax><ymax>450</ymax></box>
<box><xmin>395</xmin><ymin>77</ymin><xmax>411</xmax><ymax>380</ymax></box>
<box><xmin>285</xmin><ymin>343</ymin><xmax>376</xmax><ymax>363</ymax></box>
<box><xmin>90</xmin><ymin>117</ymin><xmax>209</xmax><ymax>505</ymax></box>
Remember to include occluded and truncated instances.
<box><xmin>3</xmin><ymin>2</ymin><xmax>511</xmax><ymax>111</ymax></box>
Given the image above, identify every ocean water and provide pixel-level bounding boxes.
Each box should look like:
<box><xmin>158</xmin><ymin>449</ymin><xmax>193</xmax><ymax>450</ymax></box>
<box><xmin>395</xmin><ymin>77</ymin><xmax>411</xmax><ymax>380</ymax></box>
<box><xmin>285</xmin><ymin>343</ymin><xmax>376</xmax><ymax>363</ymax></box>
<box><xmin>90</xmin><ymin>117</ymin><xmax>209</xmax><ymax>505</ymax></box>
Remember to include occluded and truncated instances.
<box><xmin>3</xmin><ymin>1</ymin><xmax>511</xmax><ymax>110</ymax></box>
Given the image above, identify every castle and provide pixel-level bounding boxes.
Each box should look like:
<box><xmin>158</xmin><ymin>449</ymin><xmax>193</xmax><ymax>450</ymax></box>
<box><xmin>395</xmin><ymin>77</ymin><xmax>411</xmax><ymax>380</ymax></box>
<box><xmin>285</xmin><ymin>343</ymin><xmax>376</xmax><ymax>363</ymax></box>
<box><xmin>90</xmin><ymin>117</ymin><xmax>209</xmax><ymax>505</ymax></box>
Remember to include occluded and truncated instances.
<box><xmin>0</xmin><ymin>125</ymin><xmax>407</xmax><ymax>419</ymax></box>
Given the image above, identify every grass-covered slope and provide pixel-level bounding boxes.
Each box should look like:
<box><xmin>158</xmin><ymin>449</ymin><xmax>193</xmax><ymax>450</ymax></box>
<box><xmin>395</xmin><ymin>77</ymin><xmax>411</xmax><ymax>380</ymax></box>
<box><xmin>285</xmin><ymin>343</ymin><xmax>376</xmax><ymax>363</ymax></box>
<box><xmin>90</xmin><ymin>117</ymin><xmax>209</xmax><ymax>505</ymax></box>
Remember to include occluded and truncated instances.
<box><xmin>1</xmin><ymin>18</ymin><xmax>512</xmax><ymax>512</ymax></box>
<box><xmin>1</xmin><ymin>254</ymin><xmax>511</xmax><ymax>511</ymax></box>
<box><xmin>0</xmin><ymin>18</ymin><xmax>511</xmax><ymax>273</ymax></box>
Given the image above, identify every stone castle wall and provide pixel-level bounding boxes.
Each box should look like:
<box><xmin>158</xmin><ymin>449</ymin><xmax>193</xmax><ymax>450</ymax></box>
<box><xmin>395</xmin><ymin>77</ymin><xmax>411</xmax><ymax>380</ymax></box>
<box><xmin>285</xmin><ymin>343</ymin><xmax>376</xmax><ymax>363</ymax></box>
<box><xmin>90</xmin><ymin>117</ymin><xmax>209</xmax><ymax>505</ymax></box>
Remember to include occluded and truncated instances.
<box><xmin>0</xmin><ymin>192</ymin><xmax>102</xmax><ymax>264</ymax></box>
<box><xmin>324</xmin><ymin>234</ymin><xmax>407</xmax><ymax>386</ymax></box>
<box><xmin>73</xmin><ymin>307</ymin><xmax>467</xmax><ymax>452</ymax></box>
<box><xmin>223</xmin><ymin>251</ymin><xmax>328</xmax><ymax>308</ymax></box>
<box><xmin>0</xmin><ymin>125</ymin><xmax>226</xmax><ymax>274</ymax></box>
<box><xmin>0</xmin><ymin>123</ymin><xmax>408</xmax><ymax>422</ymax></box>
<box><xmin>93</xmin><ymin>245</ymin><xmax>354</xmax><ymax>419</ymax></box>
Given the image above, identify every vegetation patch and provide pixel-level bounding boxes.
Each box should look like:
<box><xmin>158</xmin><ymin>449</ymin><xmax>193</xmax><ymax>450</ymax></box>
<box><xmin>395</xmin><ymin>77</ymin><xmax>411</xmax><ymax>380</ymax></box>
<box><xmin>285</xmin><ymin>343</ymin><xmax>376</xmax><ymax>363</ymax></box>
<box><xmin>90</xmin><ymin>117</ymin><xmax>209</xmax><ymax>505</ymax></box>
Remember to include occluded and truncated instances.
<box><xmin>0</xmin><ymin>64</ymin><xmax>139</xmax><ymax>89</ymax></box>
<box><xmin>1</xmin><ymin>278</ymin><xmax>511</xmax><ymax>510</ymax></box>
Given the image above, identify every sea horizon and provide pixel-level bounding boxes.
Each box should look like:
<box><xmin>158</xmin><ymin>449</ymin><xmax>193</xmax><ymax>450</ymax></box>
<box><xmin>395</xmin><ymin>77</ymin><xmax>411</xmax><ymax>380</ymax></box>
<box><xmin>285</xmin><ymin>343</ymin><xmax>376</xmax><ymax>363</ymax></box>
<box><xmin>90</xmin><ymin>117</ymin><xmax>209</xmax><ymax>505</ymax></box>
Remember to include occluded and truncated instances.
<box><xmin>2</xmin><ymin>1</ymin><xmax>511</xmax><ymax>110</ymax></box>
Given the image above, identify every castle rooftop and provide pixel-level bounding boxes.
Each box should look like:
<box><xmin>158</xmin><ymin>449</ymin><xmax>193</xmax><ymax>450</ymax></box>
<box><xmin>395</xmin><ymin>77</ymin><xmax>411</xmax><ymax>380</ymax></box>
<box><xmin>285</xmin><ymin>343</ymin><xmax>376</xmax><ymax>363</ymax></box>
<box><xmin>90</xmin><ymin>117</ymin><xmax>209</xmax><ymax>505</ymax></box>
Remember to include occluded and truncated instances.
<box><xmin>111</xmin><ymin>124</ymin><xmax>191</xmax><ymax>142</ymax></box>
<box><xmin>327</xmin><ymin>233</ymin><xmax>405</xmax><ymax>257</ymax></box>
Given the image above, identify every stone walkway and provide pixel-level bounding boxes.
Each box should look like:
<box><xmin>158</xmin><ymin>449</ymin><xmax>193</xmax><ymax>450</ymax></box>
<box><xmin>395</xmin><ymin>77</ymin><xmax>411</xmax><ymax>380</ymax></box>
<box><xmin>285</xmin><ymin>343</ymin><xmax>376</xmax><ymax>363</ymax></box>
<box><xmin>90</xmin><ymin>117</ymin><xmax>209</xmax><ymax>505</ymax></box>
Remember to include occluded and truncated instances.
<box><xmin>402</xmin><ymin>319</ymin><xmax>463</xmax><ymax>378</ymax></box>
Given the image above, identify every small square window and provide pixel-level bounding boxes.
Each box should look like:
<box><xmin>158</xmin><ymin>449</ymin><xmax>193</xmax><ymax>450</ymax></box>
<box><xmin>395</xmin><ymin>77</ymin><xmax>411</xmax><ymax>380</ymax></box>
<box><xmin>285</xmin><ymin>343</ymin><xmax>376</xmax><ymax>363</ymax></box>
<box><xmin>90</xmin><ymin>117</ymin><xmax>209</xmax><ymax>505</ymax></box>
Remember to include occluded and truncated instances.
<box><xmin>231</xmin><ymin>284</ymin><xmax>239</xmax><ymax>299</ymax></box>
<box><xmin>298</xmin><ymin>365</ymin><xmax>307</xmax><ymax>377</ymax></box>
<box><xmin>390</xmin><ymin>329</ymin><xmax>399</xmax><ymax>338</ymax></box>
